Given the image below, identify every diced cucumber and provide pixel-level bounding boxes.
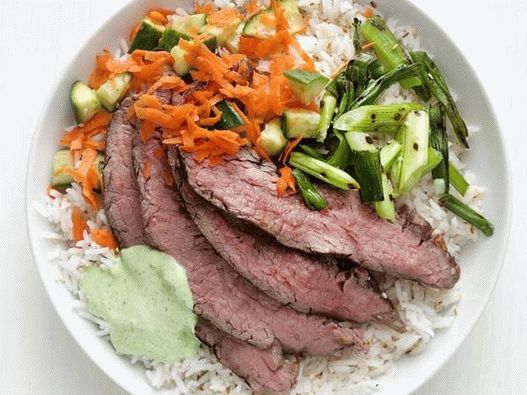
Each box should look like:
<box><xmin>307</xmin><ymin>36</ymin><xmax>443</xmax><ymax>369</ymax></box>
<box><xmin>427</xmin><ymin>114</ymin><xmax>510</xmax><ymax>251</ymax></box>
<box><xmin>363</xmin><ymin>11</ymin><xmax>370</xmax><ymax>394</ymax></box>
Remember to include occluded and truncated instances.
<box><xmin>284</xmin><ymin>69</ymin><xmax>329</xmax><ymax>105</ymax></box>
<box><xmin>202</xmin><ymin>35</ymin><xmax>218</xmax><ymax>51</ymax></box>
<box><xmin>158</xmin><ymin>29</ymin><xmax>190</xmax><ymax>52</ymax></box>
<box><xmin>70</xmin><ymin>81</ymin><xmax>101</xmax><ymax>124</ymax></box>
<box><xmin>215</xmin><ymin>100</ymin><xmax>244</xmax><ymax>130</ymax></box>
<box><xmin>200</xmin><ymin>18</ymin><xmax>242</xmax><ymax>46</ymax></box>
<box><xmin>242</xmin><ymin>0</ymin><xmax>304</xmax><ymax>38</ymax></box>
<box><xmin>96</xmin><ymin>73</ymin><xmax>132</xmax><ymax>112</ymax></box>
<box><xmin>52</xmin><ymin>150</ymin><xmax>105</xmax><ymax>188</ymax></box>
<box><xmin>282</xmin><ymin>109</ymin><xmax>321</xmax><ymax>139</ymax></box>
<box><xmin>243</xmin><ymin>9</ymin><xmax>276</xmax><ymax>38</ymax></box>
<box><xmin>171</xmin><ymin>44</ymin><xmax>191</xmax><ymax>76</ymax></box>
<box><xmin>129</xmin><ymin>19</ymin><xmax>165</xmax><ymax>53</ymax></box>
<box><xmin>170</xmin><ymin>14</ymin><xmax>207</xmax><ymax>37</ymax></box>
<box><xmin>258</xmin><ymin>118</ymin><xmax>287</xmax><ymax>157</ymax></box>
<box><xmin>225</xmin><ymin>22</ymin><xmax>245</xmax><ymax>52</ymax></box>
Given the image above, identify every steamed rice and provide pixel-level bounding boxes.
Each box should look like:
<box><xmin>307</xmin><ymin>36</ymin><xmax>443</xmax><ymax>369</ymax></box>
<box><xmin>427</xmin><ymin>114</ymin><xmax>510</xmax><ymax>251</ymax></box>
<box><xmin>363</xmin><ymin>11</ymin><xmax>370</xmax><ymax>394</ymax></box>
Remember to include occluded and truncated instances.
<box><xmin>35</xmin><ymin>0</ymin><xmax>486</xmax><ymax>393</ymax></box>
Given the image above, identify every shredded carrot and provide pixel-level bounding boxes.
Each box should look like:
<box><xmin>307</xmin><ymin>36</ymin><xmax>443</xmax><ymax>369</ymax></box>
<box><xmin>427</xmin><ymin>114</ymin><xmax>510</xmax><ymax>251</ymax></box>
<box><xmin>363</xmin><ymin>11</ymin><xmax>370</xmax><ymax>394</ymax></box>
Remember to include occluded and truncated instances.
<box><xmin>207</xmin><ymin>8</ymin><xmax>242</xmax><ymax>27</ymax></box>
<box><xmin>88</xmin><ymin>50</ymin><xmax>114</xmax><ymax>89</ymax></box>
<box><xmin>140</xmin><ymin>120</ymin><xmax>156</xmax><ymax>142</ymax></box>
<box><xmin>361</xmin><ymin>42</ymin><xmax>375</xmax><ymax>50</ymax></box>
<box><xmin>147</xmin><ymin>10</ymin><xmax>169</xmax><ymax>25</ymax></box>
<box><xmin>71</xmin><ymin>207</ymin><xmax>86</xmax><ymax>242</ymax></box>
<box><xmin>147</xmin><ymin>8</ymin><xmax>175</xmax><ymax>17</ymax></box>
<box><xmin>271</xmin><ymin>0</ymin><xmax>289</xmax><ymax>32</ymax></box>
<box><xmin>147</xmin><ymin>76</ymin><xmax>186</xmax><ymax>95</ymax></box>
<box><xmin>91</xmin><ymin>228</ymin><xmax>118</xmax><ymax>250</ymax></box>
<box><xmin>276</xmin><ymin>166</ymin><xmax>296</xmax><ymax>197</ymax></box>
<box><xmin>361</xmin><ymin>8</ymin><xmax>375</xmax><ymax>18</ymax></box>
<box><xmin>129</xmin><ymin>21</ymin><xmax>142</xmax><ymax>42</ymax></box>
<box><xmin>246</xmin><ymin>0</ymin><xmax>261</xmax><ymax>15</ymax></box>
<box><xmin>194</xmin><ymin>0</ymin><xmax>214</xmax><ymax>14</ymax></box>
<box><xmin>279</xmin><ymin>136</ymin><xmax>302</xmax><ymax>164</ymax></box>
<box><xmin>61</xmin><ymin>149</ymin><xmax>100</xmax><ymax>210</ymax></box>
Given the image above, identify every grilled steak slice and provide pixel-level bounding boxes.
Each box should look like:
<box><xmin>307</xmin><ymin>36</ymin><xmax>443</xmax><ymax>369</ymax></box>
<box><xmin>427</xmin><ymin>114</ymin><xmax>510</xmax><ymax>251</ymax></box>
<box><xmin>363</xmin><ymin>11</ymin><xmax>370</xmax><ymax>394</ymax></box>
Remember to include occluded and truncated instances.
<box><xmin>180</xmin><ymin>149</ymin><xmax>460</xmax><ymax>289</ymax></box>
<box><xmin>168</xmin><ymin>149</ymin><xmax>395</xmax><ymax>323</ymax></box>
<box><xmin>134</xmin><ymin>133</ymin><xmax>366</xmax><ymax>355</ymax></box>
<box><xmin>103</xmin><ymin>112</ymin><xmax>298</xmax><ymax>395</ymax></box>
<box><xmin>103</xmin><ymin>97</ymin><xmax>146</xmax><ymax>247</ymax></box>
<box><xmin>197</xmin><ymin>321</ymin><xmax>299</xmax><ymax>395</ymax></box>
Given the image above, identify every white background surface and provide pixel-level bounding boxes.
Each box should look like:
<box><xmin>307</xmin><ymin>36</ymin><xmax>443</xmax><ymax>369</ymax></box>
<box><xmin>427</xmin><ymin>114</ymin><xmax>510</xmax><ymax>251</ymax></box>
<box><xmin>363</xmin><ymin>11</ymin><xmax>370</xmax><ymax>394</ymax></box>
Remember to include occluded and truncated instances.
<box><xmin>0</xmin><ymin>0</ymin><xmax>526</xmax><ymax>394</ymax></box>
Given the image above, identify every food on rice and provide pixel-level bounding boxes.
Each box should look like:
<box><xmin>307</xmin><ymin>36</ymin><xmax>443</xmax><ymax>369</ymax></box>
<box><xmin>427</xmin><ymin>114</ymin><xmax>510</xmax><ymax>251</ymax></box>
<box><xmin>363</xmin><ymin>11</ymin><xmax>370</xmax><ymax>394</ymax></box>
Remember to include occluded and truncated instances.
<box><xmin>36</xmin><ymin>0</ymin><xmax>493</xmax><ymax>393</ymax></box>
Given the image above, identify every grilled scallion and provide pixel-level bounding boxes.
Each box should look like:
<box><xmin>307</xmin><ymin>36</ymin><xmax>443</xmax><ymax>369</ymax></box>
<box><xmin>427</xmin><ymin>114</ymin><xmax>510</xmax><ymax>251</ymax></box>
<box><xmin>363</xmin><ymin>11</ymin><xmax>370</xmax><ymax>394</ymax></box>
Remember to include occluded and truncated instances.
<box><xmin>375</xmin><ymin>174</ymin><xmax>396</xmax><ymax>223</ymax></box>
<box><xmin>410</xmin><ymin>51</ymin><xmax>470</xmax><ymax>148</ymax></box>
<box><xmin>346</xmin><ymin>132</ymin><xmax>384</xmax><ymax>202</ymax></box>
<box><xmin>440</xmin><ymin>194</ymin><xmax>494</xmax><ymax>236</ymax></box>
<box><xmin>350</xmin><ymin>63</ymin><xmax>422</xmax><ymax>109</ymax></box>
<box><xmin>449</xmin><ymin>162</ymin><xmax>470</xmax><ymax>196</ymax></box>
<box><xmin>292</xmin><ymin>169</ymin><xmax>328</xmax><ymax>210</ymax></box>
<box><xmin>289</xmin><ymin>152</ymin><xmax>360</xmax><ymax>190</ymax></box>
<box><xmin>396</xmin><ymin>110</ymin><xmax>430</xmax><ymax>195</ymax></box>
<box><xmin>334</xmin><ymin>103</ymin><xmax>424</xmax><ymax>133</ymax></box>
<box><xmin>326</xmin><ymin>131</ymin><xmax>353</xmax><ymax>168</ymax></box>
<box><xmin>359</xmin><ymin>16</ymin><xmax>422</xmax><ymax>89</ymax></box>
<box><xmin>380</xmin><ymin>140</ymin><xmax>402</xmax><ymax>171</ymax></box>
<box><xmin>318</xmin><ymin>92</ymin><xmax>337</xmax><ymax>141</ymax></box>
<box><xmin>429</xmin><ymin>103</ymin><xmax>449</xmax><ymax>195</ymax></box>
<box><xmin>298</xmin><ymin>144</ymin><xmax>326</xmax><ymax>160</ymax></box>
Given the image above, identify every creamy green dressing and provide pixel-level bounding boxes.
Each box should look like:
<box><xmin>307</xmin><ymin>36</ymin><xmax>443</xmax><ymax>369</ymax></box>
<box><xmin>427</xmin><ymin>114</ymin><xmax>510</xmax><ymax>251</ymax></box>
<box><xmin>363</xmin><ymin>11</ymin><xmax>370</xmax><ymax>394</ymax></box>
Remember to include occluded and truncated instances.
<box><xmin>79</xmin><ymin>245</ymin><xmax>200</xmax><ymax>363</ymax></box>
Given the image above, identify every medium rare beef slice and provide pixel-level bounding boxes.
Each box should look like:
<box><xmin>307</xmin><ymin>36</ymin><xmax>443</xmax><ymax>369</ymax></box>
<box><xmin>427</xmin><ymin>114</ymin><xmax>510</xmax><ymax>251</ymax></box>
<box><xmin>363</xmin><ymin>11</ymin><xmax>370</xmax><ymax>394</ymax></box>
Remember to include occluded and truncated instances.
<box><xmin>180</xmin><ymin>149</ymin><xmax>460</xmax><ymax>289</ymax></box>
<box><xmin>103</xmin><ymin>97</ymin><xmax>146</xmax><ymax>248</ymax></box>
<box><xmin>197</xmin><ymin>321</ymin><xmax>299</xmax><ymax>395</ymax></box>
<box><xmin>134</xmin><ymin>134</ymin><xmax>366</xmax><ymax>356</ymax></box>
<box><xmin>168</xmin><ymin>148</ymin><xmax>395</xmax><ymax>323</ymax></box>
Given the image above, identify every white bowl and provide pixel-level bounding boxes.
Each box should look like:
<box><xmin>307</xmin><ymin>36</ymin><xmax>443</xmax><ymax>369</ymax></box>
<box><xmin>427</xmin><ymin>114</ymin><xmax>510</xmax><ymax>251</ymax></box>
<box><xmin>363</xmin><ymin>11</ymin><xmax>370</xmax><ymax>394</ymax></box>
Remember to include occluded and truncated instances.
<box><xmin>25</xmin><ymin>0</ymin><xmax>512</xmax><ymax>394</ymax></box>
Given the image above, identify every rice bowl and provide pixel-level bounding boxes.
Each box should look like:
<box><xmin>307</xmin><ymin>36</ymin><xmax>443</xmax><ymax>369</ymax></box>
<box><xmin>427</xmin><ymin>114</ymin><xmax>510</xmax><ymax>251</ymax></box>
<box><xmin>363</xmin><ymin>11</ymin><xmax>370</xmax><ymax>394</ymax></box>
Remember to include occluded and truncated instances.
<box><xmin>26</xmin><ymin>0</ymin><xmax>511</xmax><ymax>394</ymax></box>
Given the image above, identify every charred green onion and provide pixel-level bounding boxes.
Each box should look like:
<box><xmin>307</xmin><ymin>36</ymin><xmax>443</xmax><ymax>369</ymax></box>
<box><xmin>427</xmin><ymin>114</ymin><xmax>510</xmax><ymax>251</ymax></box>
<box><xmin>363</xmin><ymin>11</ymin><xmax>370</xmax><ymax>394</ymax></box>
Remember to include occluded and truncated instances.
<box><xmin>334</xmin><ymin>103</ymin><xmax>424</xmax><ymax>133</ymax></box>
<box><xmin>298</xmin><ymin>144</ymin><xmax>326</xmax><ymax>160</ymax></box>
<box><xmin>289</xmin><ymin>152</ymin><xmax>360</xmax><ymax>190</ymax></box>
<box><xmin>380</xmin><ymin>140</ymin><xmax>402</xmax><ymax>171</ymax></box>
<box><xmin>440</xmin><ymin>194</ymin><xmax>494</xmax><ymax>236</ymax></box>
<box><xmin>318</xmin><ymin>92</ymin><xmax>337</xmax><ymax>141</ymax></box>
<box><xmin>429</xmin><ymin>103</ymin><xmax>449</xmax><ymax>195</ymax></box>
<box><xmin>346</xmin><ymin>132</ymin><xmax>384</xmax><ymax>202</ymax></box>
<box><xmin>410</xmin><ymin>51</ymin><xmax>469</xmax><ymax>148</ymax></box>
<box><xmin>350</xmin><ymin>63</ymin><xmax>422</xmax><ymax>109</ymax></box>
<box><xmin>292</xmin><ymin>169</ymin><xmax>328</xmax><ymax>210</ymax></box>
<box><xmin>326</xmin><ymin>131</ymin><xmax>353</xmax><ymax>169</ymax></box>
<box><xmin>396</xmin><ymin>110</ymin><xmax>430</xmax><ymax>195</ymax></box>
<box><xmin>375</xmin><ymin>174</ymin><xmax>396</xmax><ymax>223</ymax></box>
<box><xmin>449</xmin><ymin>162</ymin><xmax>470</xmax><ymax>196</ymax></box>
<box><xmin>359</xmin><ymin>16</ymin><xmax>422</xmax><ymax>89</ymax></box>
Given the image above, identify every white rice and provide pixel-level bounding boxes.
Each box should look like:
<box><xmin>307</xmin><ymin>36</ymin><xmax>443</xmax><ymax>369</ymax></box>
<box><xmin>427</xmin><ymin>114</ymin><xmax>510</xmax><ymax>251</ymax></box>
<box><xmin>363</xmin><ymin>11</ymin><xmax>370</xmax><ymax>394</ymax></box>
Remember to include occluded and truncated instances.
<box><xmin>36</xmin><ymin>0</ymin><xmax>487</xmax><ymax>393</ymax></box>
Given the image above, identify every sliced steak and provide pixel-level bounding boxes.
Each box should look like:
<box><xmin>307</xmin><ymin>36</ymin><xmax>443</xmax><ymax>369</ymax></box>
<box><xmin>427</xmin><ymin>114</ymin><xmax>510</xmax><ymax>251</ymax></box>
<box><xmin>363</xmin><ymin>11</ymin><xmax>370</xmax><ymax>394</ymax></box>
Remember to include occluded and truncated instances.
<box><xmin>104</xmin><ymin>109</ymin><xmax>297</xmax><ymax>395</ymax></box>
<box><xmin>103</xmin><ymin>97</ymin><xmax>146</xmax><ymax>247</ymax></box>
<box><xmin>134</xmin><ymin>133</ymin><xmax>366</xmax><ymax>355</ymax></box>
<box><xmin>180</xmin><ymin>149</ymin><xmax>460</xmax><ymax>289</ymax></box>
<box><xmin>197</xmin><ymin>321</ymin><xmax>298</xmax><ymax>395</ymax></box>
<box><xmin>168</xmin><ymin>149</ymin><xmax>395</xmax><ymax>323</ymax></box>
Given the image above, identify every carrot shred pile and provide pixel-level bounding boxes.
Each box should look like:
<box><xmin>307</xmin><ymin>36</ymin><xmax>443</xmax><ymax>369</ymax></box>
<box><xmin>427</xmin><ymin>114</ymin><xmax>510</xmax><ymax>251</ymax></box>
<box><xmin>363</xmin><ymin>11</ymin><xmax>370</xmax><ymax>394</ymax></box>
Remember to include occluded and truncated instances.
<box><xmin>60</xmin><ymin>111</ymin><xmax>112</xmax><ymax>161</ymax></box>
<box><xmin>71</xmin><ymin>207</ymin><xmax>86</xmax><ymax>242</ymax></box>
<box><xmin>60</xmin><ymin>149</ymin><xmax>100</xmax><ymax>210</ymax></box>
<box><xmin>91</xmin><ymin>228</ymin><xmax>118</xmax><ymax>250</ymax></box>
<box><xmin>207</xmin><ymin>8</ymin><xmax>242</xmax><ymax>27</ymax></box>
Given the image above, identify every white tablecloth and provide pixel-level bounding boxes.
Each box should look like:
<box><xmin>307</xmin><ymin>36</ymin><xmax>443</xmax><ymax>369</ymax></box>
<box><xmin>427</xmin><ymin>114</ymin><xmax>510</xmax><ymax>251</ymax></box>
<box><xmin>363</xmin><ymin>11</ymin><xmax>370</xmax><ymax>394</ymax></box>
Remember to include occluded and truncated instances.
<box><xmin>1</xmin><ymin>1</ymin><xmax>526</xmax><ymax>394</ymax></box>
